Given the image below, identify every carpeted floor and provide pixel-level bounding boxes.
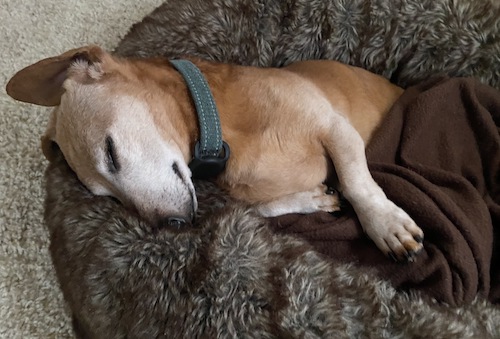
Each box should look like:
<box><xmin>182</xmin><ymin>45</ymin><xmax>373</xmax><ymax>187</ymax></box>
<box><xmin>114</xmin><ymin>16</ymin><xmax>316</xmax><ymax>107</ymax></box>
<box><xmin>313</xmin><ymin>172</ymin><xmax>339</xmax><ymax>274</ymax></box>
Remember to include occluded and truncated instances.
<box><xmin>0</xmin><ymin>1</ymin><xmax>163</xmax><ymax>337</ymax></box>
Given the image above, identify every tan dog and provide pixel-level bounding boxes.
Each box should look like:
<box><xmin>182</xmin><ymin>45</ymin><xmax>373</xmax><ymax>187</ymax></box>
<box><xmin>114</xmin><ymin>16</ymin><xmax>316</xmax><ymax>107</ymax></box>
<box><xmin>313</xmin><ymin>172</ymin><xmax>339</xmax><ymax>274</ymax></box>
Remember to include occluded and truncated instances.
<box><xmin>6</xmin><ymin>45</ymin><xmax>423</xmax><ymax>261</ymax></box>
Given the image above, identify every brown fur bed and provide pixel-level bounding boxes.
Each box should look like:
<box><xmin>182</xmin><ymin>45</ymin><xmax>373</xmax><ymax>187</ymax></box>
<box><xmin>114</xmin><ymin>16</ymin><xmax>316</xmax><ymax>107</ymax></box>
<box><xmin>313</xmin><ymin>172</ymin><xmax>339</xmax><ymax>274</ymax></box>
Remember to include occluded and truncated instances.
<box><xmin>44</xmin><ymin>0</ymin><xmax>500</xmax><ymax>337</ymax></box>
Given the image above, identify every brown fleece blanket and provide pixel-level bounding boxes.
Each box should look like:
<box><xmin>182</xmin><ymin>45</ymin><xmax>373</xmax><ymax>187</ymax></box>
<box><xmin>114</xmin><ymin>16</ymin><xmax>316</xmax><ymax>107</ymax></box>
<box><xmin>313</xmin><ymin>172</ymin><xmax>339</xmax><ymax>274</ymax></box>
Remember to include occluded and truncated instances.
<box><xmin>270</xmin><ymin>77</ymin><xmax>500</xmax><ymax>306</ymax></box>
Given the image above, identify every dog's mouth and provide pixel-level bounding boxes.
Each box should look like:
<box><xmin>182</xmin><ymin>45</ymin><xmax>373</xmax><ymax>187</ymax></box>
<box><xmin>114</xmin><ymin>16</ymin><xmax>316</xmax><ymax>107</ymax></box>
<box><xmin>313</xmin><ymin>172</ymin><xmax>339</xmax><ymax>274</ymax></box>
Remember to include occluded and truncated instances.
<box><xmin>99</xmin><ymin>187</ymin><xmax>197</xmax><ymax>232</ymax></box>
<box><xmin>130</xmin><ymin>199</ymin><xmax>197</xmax><ymax>232</ymax></box>
<box><xmin>154</xmin><ymin>215</ymin><xmax>194</xmax><ymax>232</ymax></box>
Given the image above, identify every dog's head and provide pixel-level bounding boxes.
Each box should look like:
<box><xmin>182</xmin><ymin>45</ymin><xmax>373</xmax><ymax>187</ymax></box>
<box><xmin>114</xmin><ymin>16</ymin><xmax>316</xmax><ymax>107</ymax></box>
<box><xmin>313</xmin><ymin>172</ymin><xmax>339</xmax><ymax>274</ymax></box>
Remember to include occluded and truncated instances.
<box><xmin>6</xmin><ymin>45</ymin><xmax>197</xmax><ymax>229</ymax></box>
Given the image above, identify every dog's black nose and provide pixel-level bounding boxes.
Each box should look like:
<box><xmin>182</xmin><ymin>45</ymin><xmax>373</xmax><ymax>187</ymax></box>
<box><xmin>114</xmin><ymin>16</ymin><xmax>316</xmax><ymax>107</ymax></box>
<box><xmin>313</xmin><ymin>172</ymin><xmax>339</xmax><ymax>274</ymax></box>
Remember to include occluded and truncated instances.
<box><xmin>157</xmin><ymin>216</ymin><xmax>189</xmax><ymax>230</ymax></box>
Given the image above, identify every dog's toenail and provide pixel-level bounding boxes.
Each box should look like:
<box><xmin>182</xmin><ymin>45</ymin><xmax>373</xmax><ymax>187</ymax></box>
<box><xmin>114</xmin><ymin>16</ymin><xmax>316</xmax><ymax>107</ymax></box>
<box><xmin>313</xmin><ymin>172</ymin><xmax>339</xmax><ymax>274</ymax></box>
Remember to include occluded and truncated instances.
<box><xmin>329</xmin><ymin>210</ymin><xmax>344</xmax><ymax>217</ymax></box>
<box><xmin>414</xmin><ymin>235</ymin><xmax>424</xmax><ymax>243</ymax></box>
<box><xmin>388</xmin><ymin>252</ymin><xmax>398</xmax><ymax>262</ymax></box>
<box><xmin>325</xmin><ymin>187</ymin><xmax>336</xmax><ymax>195</ymax></box>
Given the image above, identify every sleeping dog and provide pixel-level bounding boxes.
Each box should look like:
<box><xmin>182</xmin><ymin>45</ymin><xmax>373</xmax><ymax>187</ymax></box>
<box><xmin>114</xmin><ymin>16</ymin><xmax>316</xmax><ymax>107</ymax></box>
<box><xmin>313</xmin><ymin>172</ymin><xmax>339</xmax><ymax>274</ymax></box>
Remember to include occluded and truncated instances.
<box><xmin>6</xmin><ymin>45</ymin><xmax>423</xmax><ymax>261</ymax></box>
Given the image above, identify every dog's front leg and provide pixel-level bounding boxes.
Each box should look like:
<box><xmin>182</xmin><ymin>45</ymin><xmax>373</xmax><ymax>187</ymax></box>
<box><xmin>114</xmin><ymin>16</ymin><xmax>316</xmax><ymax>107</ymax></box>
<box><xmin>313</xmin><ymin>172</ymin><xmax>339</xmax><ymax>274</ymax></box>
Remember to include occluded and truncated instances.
<box><xmin>323</xmin><ymin>115</ymin><xmax>424</xmax><ymax>261</ymax></box>
<box><xmin>256</xmin><ymin>184</ymin><xmax>341</xmax><ymax>217</ymax></box>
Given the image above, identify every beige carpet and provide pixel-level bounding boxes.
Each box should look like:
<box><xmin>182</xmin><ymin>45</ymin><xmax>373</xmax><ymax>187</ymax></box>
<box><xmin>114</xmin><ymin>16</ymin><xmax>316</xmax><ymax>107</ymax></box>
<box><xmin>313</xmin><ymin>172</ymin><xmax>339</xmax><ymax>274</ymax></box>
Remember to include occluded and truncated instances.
<box><xmin>0</xmin><ymin>1</ymin><xmax>163</xmax><ymax>337</ymax></box>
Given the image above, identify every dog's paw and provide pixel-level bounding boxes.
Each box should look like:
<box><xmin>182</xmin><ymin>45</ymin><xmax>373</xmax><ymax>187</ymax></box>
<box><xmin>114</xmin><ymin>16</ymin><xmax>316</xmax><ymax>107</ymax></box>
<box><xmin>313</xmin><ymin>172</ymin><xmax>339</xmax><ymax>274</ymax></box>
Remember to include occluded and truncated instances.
<box><xmin>256</xmin><ymin>184</ymin><xmax>341</xmax><ymax>217</ymax></box>
<box><xmin>312</xmin><ymin>184</ymin><xmax>342</xmax><ymax>213</ymax></box>
<box><xmin>360</xmin><ymin>200</ymin><xmax>424</xmax><ymax>262</ymax></box>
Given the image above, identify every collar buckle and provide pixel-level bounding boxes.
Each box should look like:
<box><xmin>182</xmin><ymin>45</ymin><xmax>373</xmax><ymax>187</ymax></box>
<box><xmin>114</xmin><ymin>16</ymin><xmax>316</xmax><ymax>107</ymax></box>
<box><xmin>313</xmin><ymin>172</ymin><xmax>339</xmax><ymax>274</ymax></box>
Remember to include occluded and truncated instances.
<box><xmin>189</xmin><ymin>141</ymin><xmax>230</xmax><ymax>179</ymax></box>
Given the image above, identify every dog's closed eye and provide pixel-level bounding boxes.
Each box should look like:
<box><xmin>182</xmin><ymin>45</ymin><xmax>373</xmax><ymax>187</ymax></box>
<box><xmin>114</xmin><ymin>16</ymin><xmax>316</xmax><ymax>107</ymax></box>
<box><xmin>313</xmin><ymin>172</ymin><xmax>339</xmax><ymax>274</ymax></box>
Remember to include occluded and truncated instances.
<box><xmin>106</xmin><ymin>136</ymin><xmax>120</xmax><ymax>173</ymax></box>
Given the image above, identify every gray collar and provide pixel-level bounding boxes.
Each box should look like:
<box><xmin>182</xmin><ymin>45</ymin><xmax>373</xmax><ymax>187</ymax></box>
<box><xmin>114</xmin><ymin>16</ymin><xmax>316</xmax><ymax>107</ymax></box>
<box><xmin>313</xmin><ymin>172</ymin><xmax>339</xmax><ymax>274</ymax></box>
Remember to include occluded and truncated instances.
<box><xmin>170</xmin><ymin>59</ymin><xmax>230</xmax><ymax>179</ymax></box>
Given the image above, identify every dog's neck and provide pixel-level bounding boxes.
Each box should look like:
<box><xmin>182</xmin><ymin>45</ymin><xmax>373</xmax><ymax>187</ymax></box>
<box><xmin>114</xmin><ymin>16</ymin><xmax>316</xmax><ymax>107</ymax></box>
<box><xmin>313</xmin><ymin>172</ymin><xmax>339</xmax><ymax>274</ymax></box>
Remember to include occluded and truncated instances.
<box><xmin>146</xmin><ymin>58</ymin><xmax>238</xmax><ymax>164</ymax></box>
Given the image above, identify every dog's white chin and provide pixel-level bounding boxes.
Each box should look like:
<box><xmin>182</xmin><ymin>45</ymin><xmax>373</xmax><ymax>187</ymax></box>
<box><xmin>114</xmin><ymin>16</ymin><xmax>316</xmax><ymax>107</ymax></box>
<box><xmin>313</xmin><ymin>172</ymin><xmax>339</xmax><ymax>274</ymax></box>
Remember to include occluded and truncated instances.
<box><xmin>88</xmin><ymin>184</ymin><xmax>113</xmax><ymax>197</ymax></box>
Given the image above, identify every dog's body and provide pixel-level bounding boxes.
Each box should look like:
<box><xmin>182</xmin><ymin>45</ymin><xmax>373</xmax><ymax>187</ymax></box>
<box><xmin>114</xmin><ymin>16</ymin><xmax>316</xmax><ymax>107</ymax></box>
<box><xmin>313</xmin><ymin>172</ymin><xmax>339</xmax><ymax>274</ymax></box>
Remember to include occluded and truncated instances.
<box><xmin>6</xmin><ymin>46</ymin><xmax>423</xmax><ymax>260</ymax></box>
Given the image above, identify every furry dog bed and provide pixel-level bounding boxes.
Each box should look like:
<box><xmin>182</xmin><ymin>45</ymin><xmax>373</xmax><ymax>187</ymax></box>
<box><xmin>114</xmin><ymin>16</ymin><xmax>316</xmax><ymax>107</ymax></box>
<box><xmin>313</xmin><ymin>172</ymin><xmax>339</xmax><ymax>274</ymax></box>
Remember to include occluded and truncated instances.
<box><xmin>44</xmin><ymin>0</ymin><xmax>500</xmax><ymax>337</ymax></box>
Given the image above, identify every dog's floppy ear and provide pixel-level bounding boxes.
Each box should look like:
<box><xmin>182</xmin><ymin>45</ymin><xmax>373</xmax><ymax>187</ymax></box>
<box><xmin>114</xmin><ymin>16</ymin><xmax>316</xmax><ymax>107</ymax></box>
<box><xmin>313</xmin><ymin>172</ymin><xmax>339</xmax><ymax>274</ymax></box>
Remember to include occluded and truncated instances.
<box><xmin>6</xmin><ymin>45</ymin><xmax>107</xmax><ymax>107</ymax></box>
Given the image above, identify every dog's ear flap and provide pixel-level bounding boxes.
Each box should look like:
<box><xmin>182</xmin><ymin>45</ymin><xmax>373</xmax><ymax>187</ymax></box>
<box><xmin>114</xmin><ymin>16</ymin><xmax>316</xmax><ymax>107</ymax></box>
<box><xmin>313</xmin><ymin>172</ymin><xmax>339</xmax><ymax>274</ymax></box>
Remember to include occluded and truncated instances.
<box><xmin>6</xmin><ymin>45</ymin><xmax>107</xmax><ymax>107</ymax></box>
